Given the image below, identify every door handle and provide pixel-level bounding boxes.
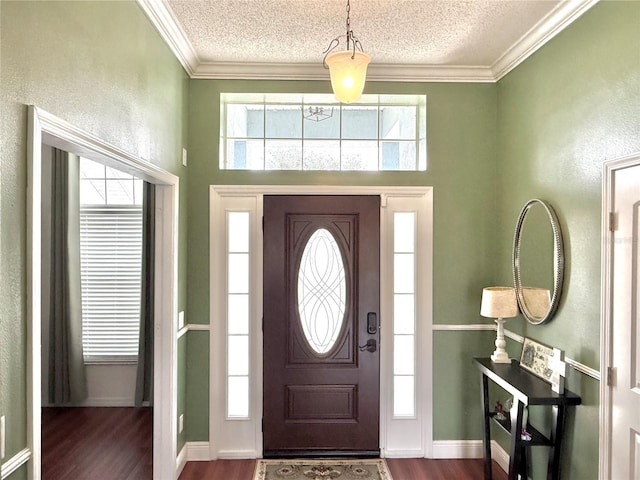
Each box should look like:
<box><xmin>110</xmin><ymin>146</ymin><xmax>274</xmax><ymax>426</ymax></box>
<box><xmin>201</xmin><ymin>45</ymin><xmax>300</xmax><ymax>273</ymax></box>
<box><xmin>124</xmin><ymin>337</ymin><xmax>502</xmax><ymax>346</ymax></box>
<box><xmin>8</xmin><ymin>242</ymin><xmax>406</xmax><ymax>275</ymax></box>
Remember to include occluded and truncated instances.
<box><xmin>359</xmin><ymin>339</ymin><xmax>377</xmax><ymax>353</ymax></box>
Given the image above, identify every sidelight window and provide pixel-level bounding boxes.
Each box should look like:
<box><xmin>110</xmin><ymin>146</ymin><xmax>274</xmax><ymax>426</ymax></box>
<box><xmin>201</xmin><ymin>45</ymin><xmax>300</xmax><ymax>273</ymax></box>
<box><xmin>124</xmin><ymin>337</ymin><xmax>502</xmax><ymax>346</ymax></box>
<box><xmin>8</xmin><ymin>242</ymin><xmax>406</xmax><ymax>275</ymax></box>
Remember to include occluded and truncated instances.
<box><xmin>393</xmin><ymin>211</ymin><xmax>416</xmax><ymax>417</ymax></box>
<box><xmin>227</xmin><ymin>211</ymin><xmax>251</xmax><ymax>418</ymax></box>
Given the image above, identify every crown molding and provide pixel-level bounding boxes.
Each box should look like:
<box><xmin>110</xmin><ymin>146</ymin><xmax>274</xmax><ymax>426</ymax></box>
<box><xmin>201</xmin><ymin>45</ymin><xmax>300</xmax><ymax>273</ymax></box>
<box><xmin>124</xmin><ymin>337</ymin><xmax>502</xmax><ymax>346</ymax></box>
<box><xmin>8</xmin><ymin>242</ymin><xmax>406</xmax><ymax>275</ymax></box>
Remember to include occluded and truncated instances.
<box><xmin>192</xmin><ymin>61</ymin><xmax>496</xmax><ymax>83</ymax></box>
<box><xmin>137</xmin><ymin>0</ymin><xmax>199</xmax><ymax>76</ymax></box>
<box><xmin>139</xmin><ymin>0</ymin><xmax>597</xmax><ymax>83</ymax></box>
<box><xmin>492</xmin><ymin>0</ymin><xmax>599</xmax><ymax>80</ymax></box>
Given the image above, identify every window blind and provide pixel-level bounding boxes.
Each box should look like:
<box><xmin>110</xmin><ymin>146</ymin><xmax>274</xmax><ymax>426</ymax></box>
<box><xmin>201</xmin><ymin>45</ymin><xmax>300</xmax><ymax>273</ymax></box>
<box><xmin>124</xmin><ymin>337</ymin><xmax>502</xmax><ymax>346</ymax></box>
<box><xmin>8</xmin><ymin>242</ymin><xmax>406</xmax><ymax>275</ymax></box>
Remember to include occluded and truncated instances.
<box><xmin>80</xmin><ymin>205</ymin><xmax>143</xmax><ymax>360</ymax></box>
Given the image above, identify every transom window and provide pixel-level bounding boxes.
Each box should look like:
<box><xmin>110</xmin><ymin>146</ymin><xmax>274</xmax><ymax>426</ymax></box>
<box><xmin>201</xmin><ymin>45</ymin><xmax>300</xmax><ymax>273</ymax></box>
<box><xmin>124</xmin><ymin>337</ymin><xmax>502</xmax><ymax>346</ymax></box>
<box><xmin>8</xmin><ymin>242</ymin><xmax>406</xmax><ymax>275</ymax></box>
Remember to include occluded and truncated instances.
<box><xmin>220</xmin><ymin>93</ymin><xmax>427</xmax><ymax>171</ymax></box>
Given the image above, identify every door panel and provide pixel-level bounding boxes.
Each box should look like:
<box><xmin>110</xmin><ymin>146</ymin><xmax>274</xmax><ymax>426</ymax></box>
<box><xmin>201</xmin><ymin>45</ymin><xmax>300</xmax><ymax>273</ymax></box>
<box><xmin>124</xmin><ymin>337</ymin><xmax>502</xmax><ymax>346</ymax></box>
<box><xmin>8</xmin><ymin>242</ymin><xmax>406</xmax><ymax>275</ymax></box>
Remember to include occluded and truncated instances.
<box><xmin>263</xmin><ymin>195</ymin><xmax>380</xmax><ymax>456</ymax></box>
<box><xmin>611</xmin><ymin>163</ymin><xmax>640</xmax><ymax>479</ymax></box>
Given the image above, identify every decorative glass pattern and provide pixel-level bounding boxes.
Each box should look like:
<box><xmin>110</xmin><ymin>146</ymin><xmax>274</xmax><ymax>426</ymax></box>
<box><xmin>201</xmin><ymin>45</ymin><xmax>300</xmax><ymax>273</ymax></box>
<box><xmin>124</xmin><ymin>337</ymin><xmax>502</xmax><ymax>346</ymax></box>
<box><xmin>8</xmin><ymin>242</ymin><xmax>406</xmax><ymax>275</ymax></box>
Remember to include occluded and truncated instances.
<box><xmin>297</xmin><ymin>228</ymin><xmax>347</xmax><ymax>355</ymax></box>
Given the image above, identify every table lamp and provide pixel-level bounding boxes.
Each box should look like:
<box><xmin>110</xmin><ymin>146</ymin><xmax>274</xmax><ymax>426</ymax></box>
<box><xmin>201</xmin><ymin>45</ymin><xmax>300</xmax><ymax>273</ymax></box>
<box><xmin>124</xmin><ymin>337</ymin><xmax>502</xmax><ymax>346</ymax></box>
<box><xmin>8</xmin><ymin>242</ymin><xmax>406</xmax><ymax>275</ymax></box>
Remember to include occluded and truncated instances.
<box><xmin>481</xmin><ymin>287</ymin><xmax>518</xmax><ymax>363</ymax></box>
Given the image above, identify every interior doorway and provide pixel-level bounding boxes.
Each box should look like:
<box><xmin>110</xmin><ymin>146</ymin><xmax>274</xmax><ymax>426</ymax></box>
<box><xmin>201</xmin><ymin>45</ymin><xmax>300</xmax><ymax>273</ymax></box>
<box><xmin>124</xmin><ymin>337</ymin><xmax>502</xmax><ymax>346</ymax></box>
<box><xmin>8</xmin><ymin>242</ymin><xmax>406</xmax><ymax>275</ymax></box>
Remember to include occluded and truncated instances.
<box><xmin>27</xmin><ymin>106</ymin><xmax>179</xmax><ymax>479</ymax></box>
<box><xmin>600</xmin><ymin>151</ymin><xmax>640</xmax><ymax>479</ymax></box>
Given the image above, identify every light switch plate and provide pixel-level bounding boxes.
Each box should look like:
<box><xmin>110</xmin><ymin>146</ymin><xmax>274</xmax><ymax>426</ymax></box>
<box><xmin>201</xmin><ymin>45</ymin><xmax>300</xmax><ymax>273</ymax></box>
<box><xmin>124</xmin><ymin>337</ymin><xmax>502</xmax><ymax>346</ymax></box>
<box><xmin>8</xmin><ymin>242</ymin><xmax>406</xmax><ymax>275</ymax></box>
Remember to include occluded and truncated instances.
<box><xmin>182</xmin><ymin>148</ymin><xmax>188</xmax><ymax>167</ymax></box>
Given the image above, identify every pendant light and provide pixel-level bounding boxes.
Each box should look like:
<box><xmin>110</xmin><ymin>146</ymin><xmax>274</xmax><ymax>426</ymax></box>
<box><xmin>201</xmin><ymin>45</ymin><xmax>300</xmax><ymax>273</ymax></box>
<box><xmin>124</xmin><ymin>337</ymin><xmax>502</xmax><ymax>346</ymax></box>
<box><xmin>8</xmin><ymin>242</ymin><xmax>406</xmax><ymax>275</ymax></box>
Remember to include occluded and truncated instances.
<box><xmin>323</xmin><ymin>0</ymin><xmax>371</xmax><ymax>104</ymax></box>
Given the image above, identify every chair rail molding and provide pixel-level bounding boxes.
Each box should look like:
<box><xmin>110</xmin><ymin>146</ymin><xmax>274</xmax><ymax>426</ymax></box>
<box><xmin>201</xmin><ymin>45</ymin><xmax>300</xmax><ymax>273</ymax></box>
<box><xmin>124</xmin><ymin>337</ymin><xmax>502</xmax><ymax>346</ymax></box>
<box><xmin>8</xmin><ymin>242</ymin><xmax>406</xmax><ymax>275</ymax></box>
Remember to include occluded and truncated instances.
<box><xmin>433</xmin><ymin>324</ymin><xmax>600</xmax><ymax>381</ymax></box>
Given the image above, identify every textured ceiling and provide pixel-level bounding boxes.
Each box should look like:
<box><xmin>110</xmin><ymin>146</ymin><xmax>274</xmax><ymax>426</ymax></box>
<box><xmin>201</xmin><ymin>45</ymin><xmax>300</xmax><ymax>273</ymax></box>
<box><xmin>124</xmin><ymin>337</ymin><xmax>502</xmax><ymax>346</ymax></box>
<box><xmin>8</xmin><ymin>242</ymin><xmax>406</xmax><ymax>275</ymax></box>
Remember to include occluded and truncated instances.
<box><xmin>142</xmin><ymin>0</ymin><xmax>597</xmax><ymax>80</ymax></box>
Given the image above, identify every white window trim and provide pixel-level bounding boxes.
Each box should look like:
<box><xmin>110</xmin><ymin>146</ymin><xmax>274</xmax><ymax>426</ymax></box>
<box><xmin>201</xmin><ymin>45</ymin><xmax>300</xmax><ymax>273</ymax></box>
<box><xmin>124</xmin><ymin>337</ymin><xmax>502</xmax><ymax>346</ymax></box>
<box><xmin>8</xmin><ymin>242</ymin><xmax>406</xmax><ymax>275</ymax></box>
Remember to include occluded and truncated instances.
<box><xmin>209</xmin><ymin>185</ymin><xmax>433</xmax><ymax>459</ymax></box>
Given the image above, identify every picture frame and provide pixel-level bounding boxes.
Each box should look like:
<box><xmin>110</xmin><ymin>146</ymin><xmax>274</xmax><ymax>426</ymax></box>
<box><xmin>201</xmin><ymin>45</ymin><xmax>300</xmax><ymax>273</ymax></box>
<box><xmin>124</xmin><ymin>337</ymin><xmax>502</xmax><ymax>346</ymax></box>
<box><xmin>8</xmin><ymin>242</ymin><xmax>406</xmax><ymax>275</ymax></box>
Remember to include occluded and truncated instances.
<box><xmin>519</xmin><ymin>337</ymin><xmax>555</xmax><ymax>383</ymax></box>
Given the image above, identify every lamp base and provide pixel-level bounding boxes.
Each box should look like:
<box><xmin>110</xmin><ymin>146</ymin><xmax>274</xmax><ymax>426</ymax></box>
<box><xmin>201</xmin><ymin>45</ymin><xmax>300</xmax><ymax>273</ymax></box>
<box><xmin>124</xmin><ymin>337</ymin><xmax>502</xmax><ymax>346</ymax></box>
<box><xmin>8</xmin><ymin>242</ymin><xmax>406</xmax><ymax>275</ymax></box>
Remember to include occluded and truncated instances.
<box><xmin>491</xmin><ymin>351</ymin><xmax>511</xmax><ymax>363</ymax></box>
<box><xmin>491</xmin><ymin>317</ymin><xmax>511</xmax><ymax>363</ymax></box>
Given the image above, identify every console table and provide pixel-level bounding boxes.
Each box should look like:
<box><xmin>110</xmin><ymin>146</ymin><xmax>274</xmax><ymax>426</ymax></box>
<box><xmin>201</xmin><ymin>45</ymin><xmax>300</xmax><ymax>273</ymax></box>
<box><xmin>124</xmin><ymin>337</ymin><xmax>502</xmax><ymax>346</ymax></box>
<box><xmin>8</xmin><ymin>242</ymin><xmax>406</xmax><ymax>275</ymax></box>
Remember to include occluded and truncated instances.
<box><xmin>474</xmin><ymin>358</ymin><xmax>581</xmax><ymax>480</ymax></box>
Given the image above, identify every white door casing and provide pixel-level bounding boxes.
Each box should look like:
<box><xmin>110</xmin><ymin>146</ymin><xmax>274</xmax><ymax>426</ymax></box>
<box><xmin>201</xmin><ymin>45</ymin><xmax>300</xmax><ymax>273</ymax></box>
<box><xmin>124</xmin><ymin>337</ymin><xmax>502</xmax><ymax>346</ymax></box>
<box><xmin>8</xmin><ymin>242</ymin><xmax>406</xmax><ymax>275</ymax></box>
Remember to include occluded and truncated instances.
<box><xmin>209</xmin><ymin>186</ymin><xmax>433</xmax><ymax>460</ymax></box>
<box><xmin>601</xmin><ymin>152</ymin><xmax>640</xmax><ymax>480</ymax></box>
<box><xmin>27</xmin><ymin>106</ymin><xmax>180</xmax><ymax>480</ymax></box>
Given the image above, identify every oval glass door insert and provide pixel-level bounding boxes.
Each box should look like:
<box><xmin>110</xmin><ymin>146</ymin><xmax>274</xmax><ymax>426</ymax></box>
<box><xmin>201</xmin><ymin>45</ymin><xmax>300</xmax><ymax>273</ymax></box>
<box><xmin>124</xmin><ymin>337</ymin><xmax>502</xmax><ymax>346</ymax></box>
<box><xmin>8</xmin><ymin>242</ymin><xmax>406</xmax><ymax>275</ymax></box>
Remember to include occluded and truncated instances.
<box><xmin>297</xmin><ymin>228</ymin><xmax>347</xmax><ymax>355</ymax></box>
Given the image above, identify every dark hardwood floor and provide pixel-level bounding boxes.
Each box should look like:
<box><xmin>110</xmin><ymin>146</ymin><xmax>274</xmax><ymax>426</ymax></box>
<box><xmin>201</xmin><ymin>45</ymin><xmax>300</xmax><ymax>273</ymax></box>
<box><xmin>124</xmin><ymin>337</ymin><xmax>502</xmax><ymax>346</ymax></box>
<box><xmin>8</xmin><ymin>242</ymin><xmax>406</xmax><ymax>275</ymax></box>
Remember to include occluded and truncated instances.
<box><xmin>42</xmin><ymin>407</ymin><xmax>507</xmax><ymax>480</ymax></box>
<box><xmin>42</xmin><ymin>407</ymin><xmax>152</xmax><ymax>480</ymax></box>
<box><xmin>179</xmin><ymin>458</ymin><xmax>508</xmax><ymax>480</ymax></box>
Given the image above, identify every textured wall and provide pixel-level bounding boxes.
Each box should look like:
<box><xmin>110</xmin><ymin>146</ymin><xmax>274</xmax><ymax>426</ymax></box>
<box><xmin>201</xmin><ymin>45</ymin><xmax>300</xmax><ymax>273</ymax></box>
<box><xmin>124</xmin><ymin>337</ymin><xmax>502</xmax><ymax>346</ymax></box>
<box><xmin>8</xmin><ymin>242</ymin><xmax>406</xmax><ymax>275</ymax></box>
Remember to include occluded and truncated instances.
<box><xmin>2</xmin><ymin>0</ymin><xmax>636</xmax><ymax>477</ymax></box>
<box><xmin>0</xmin><ymin>0</ymin><xmax>188</xmax><ymax>473</ymax></box>
<box><xmin>186</xmin><ymin>79</ymin><xmax>499</xmax><ymax>441</ymax></box>
<box><xmin>495</xmin><ymin>2</ymin><xmax>640</xmax><ymax>478</ymax></box>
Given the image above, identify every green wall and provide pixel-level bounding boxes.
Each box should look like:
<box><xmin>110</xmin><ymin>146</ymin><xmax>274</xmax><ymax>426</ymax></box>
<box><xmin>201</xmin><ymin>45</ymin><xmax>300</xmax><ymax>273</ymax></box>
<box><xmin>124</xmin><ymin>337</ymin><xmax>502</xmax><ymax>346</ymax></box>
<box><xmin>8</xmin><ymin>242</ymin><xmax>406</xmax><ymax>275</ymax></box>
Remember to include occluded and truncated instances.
<box><xmin>1</xmin><ymin>0</ymin><xmax>638</xmax><ymax>478</ymax></box>
<box><xmin>0</xmin><ymin>0</ymin><xmax>189</xmax><ymax>476</ymax></box>
<box><xmin>185</xmin><ymin>79</ymin><xmax>499</xmax><ymax>440</ymax></box>
<box><xmin>495</xmin><ymin>2</ymin><xmax>640</xmax><ymax>478</ymax></box>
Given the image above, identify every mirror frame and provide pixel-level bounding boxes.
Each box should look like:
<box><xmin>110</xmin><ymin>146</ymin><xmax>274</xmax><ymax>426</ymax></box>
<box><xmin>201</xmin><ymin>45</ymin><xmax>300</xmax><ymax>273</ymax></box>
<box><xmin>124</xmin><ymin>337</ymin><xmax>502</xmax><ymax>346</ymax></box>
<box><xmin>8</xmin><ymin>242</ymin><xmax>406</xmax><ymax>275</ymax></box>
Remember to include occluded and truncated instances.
<box><xmin>512</xmin><ymin>198</ymin><xmax>565</xmax><ymax>325</ymax></box>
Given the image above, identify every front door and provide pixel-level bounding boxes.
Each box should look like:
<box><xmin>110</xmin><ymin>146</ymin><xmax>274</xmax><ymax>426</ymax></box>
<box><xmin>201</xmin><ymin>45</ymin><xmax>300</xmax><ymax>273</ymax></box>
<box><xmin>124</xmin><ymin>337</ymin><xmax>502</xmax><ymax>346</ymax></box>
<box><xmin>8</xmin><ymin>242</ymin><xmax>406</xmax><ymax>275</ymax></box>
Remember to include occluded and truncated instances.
<box><xmin>263</xmin><ymin>195</ymin><xmax>380</xmax><ymax>457</ymax></box>
<box><xmin>610</xmin><ymin>162</ymin><xmax>640</xmax><ymax>479</ymax></box>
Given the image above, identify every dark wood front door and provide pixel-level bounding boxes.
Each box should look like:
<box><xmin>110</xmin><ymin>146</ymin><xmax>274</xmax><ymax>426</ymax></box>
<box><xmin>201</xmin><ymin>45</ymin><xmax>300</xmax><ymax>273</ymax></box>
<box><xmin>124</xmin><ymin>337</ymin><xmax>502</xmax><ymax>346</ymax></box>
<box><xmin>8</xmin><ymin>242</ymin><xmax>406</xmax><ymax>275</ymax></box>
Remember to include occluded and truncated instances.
<box><xmin>263</xmin><ymin>195</ymin><xmax>380</xmax><ymax>457</ymax></box>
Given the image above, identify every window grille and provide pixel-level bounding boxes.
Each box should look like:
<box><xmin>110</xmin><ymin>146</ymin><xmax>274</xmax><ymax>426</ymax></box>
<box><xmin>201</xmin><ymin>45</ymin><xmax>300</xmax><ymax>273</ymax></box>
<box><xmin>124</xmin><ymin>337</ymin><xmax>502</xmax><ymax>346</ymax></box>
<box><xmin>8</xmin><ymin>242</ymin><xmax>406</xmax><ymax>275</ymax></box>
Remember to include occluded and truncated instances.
<box><xmin>220</xmin><ymin>93</ymin><xmax>427</xmax><ymax>171</ymax></box>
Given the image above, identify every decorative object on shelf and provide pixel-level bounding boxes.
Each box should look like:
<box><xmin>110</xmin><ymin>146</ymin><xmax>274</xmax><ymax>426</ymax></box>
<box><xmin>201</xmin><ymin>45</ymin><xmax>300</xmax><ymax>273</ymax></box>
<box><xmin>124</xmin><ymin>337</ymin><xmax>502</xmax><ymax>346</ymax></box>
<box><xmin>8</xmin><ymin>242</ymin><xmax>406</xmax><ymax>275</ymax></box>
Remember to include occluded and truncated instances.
<box><xmin>505</xmin><ymin>397</ymin><xmax>530</xmax><ymax>440</ymax></box>
<box><xmin>512</xmin><ymin>198</ymin><xmax>564</xmax><ymax>325</ymax></box>
<box><xmin>549</xmin><ymin>347</ymin><xmax>566</xmax><ymax>393</ymax></box>
<box><xmin>480</xmin><ymin>286</ymin><xmax>518</xmax><ymax>363</ymax></box>
<box><xmin>519</xmin><ymin>337</ymin><xmax>566</xmax><ymax>393</ymax></box>
<box><xmin>303</xmin><ymin>106</ymin><xmax>334</xmax><ymax>122</ymax></box>
<box><xmin>494</xmin><ymin>400</ymin><xmax>507</xmax><ymax>421</ymax></box>
<box><xmin>323</xmin><ymin>0</ymin><xmax>371</xmax><ymax>103</ymax></box>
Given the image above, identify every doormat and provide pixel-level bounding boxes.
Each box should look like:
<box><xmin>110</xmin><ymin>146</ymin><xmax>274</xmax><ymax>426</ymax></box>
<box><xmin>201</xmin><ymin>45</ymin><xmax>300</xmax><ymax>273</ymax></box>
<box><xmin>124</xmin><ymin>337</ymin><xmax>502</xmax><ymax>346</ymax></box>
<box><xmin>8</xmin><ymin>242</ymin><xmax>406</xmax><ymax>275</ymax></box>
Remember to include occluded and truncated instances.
<box><xmin>253</xmin><ymin>459</ymin><xmax>394</xmax><ymax>480</ymax></box>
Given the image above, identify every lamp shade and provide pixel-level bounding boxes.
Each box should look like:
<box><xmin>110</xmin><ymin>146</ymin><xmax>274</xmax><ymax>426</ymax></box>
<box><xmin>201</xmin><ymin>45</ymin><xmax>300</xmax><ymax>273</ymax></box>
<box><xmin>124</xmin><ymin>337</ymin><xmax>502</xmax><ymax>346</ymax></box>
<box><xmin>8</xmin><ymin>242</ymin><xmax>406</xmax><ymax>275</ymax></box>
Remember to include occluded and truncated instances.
<box><xmin>480</xmin><ymin>287</ymin><xmax>518</xmax><ymax>319</ymax></box>
<box><xmin>325</xmin><ymin>50</ymin><xmax>371</xmax><ymax>103</ymax></box>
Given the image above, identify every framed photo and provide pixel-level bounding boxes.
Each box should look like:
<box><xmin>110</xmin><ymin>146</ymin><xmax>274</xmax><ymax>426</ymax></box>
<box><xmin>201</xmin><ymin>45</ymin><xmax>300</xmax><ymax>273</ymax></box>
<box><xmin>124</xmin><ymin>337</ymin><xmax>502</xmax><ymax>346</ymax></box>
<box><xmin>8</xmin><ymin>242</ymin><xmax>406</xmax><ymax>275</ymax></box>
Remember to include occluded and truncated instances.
<box><xmin>519</xmin><ymin>337</ymin><xmax>555</xmax><ymax>383</ymax></box>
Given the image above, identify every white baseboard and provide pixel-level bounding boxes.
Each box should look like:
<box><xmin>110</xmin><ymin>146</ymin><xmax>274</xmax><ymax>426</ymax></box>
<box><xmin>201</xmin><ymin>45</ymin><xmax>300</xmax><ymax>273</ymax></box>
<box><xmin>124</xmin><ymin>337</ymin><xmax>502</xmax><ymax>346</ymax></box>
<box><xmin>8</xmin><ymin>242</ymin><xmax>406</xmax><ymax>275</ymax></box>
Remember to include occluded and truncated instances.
<box><xmin>217</xmin><ymin>449</ymin><xmax>261</xmax><ymax>459</ymax></box>
<box><xmin>182</xmin><ymin>442</ymin><xmax>257</xmax><ymax>462</ymax></box>
<box><xmin>186</xmin><ymin>441</ymin><xmax>211</xmax><ymax>461</ymax></box>
<box><xmin>80</xmin><ymin>397</ymin><xmax>135</xmax><ymax>407</ymax></box>
<box><xmin>432</xmin><ymin>440</ymin><xmax>483</xmax><ymax>458</ymax></box>
<box><xmin>176</xmin><ymin>444</ymin><xmax>188</xmax><ymax>478</ymax></box>
<box><xmin>490</xmin><ymin>440</ymin><xmax>510</xmax><ymax>474</ymax></box>
<box><xmin>178</xmin><ymin>439</ymin><xmax>509</xmax><ymax>474</ymax></box>
<box><xmin>431</xmin><ymin>439</ymin><xmax>509</xmax><ymax>474</ymax></box>
<box><xmin>383</xmin><ymin>448</ymin><xmax>426</xmax><ymax>458</ymax></box>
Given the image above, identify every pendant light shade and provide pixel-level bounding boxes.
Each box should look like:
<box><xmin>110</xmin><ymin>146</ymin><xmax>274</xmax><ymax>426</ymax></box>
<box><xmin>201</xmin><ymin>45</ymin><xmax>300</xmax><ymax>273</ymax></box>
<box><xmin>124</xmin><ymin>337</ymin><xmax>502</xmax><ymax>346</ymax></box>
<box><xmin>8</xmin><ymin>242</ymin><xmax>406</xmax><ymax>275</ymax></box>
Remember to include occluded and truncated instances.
<box><xmin>325</xmin><ymin>50</ymin><xmax>371</xmax><ymax>104</ymax></box>
<box><xmin>323</xmin><ymin>0</ymin><xmax>370</xmax><ymax>104</ymax></box>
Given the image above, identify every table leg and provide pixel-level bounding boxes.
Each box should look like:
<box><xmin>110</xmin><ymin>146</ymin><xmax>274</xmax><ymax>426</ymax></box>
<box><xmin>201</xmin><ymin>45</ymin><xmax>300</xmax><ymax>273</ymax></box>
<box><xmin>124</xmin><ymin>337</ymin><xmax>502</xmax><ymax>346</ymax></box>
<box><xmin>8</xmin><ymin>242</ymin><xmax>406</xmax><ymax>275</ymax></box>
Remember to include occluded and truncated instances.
<box><xmin>481</xmin><ymin>373</ymin><xmax>492</xmax><ymax>480</ymax></box>
<box><xmin>547</xmin><ymin>405</ymin><xmax>565</xmax><ymax>480</ymax></box>
<box><xmin>508</xmin><ymin>400</ymin><xmax>524</xmax><ymax>480</ymax></box>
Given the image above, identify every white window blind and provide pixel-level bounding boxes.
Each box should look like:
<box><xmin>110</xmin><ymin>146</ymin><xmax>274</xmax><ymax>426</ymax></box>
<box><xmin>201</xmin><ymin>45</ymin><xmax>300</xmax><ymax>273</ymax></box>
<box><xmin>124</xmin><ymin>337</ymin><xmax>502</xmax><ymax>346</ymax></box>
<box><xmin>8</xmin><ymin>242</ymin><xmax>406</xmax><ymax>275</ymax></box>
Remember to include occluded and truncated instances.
<box><xmin>80</xmin><ymin>205</ymin><xmax>143</xmax><ymax>360</ymax></box>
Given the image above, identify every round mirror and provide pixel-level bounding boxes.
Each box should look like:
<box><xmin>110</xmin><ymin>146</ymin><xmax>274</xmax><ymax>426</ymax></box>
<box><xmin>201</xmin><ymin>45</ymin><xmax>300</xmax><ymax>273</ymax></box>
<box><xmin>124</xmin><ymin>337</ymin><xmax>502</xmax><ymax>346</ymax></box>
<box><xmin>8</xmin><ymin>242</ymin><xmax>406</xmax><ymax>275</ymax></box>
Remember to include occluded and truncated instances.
<box><xmin>512</xmin><ymin>199</ymin><xmax>564</xmax><ymax>324</ymax></box>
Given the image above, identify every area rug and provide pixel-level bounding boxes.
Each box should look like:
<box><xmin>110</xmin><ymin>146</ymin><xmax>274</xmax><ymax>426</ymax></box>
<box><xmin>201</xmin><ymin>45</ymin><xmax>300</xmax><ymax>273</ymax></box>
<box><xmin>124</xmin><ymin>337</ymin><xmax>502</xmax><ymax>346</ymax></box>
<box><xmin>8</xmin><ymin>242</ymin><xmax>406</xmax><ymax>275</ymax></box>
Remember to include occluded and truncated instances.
<box><xmin>253</xmin><ymin>459</ymin><xmax>394</xmax><ymax>480</ymax></box>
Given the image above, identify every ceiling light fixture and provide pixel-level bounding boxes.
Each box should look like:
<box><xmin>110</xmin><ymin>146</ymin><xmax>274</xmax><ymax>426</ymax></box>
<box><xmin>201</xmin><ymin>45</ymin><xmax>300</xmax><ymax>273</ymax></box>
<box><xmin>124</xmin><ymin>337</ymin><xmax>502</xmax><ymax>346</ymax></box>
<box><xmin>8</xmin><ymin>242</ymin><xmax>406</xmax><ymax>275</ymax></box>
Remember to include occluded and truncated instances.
<box><xmin>323</xmin><ymin>0</ymin><xmax>371</xmax><ymax>104</ymax></box>
<box><xmin>304</xmin><ymin>106</ymin><xmax>334</xmax><ymax>122</ymax></box>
